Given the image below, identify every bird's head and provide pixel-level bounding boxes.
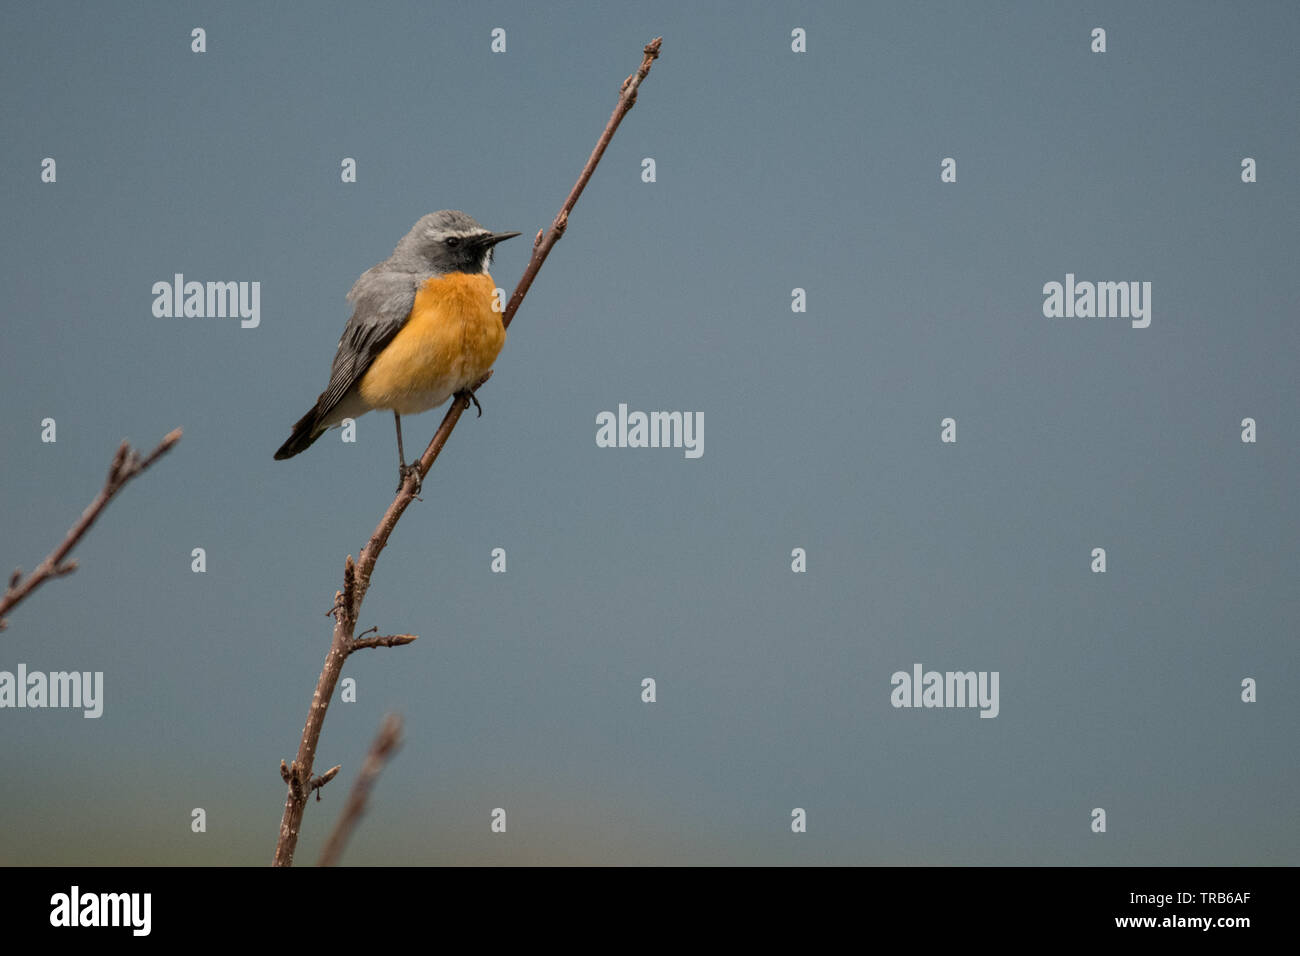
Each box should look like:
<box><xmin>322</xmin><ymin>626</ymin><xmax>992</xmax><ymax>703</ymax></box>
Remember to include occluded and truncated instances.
<box><xmin>392</xmin><ymin>210</ymin><xmax>520</xmax><ymax>275</ymax></box>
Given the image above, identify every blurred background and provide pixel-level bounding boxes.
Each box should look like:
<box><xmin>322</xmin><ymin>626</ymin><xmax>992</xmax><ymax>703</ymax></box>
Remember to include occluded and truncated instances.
<box><xmin>1</xmin><ymin>1</ymin><xmax>1296</xmax><ymax>864</ymax></box>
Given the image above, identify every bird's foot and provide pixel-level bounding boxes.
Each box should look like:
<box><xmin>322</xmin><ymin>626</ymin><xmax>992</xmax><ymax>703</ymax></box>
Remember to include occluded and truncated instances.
<box><xmin>397</xmin><ymin>463</ymin><xmax>423</xmax><ymax>497</ymax></box>
<box><xmin>458</xmin><ymin>388</ymin><xmax>483</xmax><ymax>417</ymax></box>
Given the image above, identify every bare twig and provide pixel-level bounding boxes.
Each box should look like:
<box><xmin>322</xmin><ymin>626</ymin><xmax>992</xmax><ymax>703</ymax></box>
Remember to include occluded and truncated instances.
<box><xmin>309</xmin><ymin>765</ymin><xmax>341</xmax><ymax>796</ymax></box>
<box><xmin>352</xmin><ymin>633</ymin><xmax>417</xmax><ymax>651</ymax></box>
<box><xmin>498</xmin><ymin>35</ymin><xmax>663</xmax><ymax>333</ymax></box>
<box><xmin>0</xmin><ymin>428</ymin><xmax>182</xmax><ymax>631</ymax></box>
<box><xmin>273</xmin><ymin>36</ymin><xmax>663</xmax><ymax>867</ymax></box>
<box><xmin>317</xmin><ymin>714</ymin><xmax>403</xmax><ymax>866</ymax></box>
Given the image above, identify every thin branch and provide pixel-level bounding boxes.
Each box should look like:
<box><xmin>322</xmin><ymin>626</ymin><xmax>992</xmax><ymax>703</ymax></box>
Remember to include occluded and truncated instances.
<box><xmin>272</xmin><ymin>36</ymin><xmax>663</xmax><ymax>867</ymax></box>
<box><xmin>309</xmin><ymin>765</ymin><xmax>341</xmax><ymax>795</ymax></box>
<box><xmin>0</xmin><ymin>428</ymin><xmax>183</xmax><ymax>631</ymax></box>
<box><xmin>352</xmin><ymin>633</ymin><xmax>418</xmax><ymax>651</ymax></box>
<box><xmin>317</xmin><ymin>714</ymin><xmax>403</xmax><ymax>866</ymax></box>
<box><xmin>498</xmin><ymin>35</ymin><xmax>662</xmax><ymax>333</ymax></box>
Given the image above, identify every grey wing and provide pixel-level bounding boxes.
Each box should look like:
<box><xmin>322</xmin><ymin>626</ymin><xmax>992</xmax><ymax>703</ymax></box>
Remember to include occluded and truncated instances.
<box><xmin>311</xmin><ymin>268</ymin><xmax>420</xmax><ymax>421</ymax></box>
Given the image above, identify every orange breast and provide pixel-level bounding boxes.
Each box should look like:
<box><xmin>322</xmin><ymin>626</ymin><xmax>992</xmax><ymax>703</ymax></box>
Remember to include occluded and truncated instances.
<box><xmin>358</xmin><ymin>272</ymin><xmax>505</xmax><ymax>415</ymax></box>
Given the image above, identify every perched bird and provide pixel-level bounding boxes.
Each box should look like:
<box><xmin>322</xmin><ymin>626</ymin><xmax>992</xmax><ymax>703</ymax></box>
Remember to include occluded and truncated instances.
<box><xmin>274</xmin><ymin>210</ymin><xmax>519</xmax><ymax>491</ymax></box>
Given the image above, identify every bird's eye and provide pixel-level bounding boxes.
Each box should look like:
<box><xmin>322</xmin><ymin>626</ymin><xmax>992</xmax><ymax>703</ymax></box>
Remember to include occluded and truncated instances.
<box><xmin>445</xmin><ymin>236</ymin><xmax>460</xmax><ymax>248</ymax></box>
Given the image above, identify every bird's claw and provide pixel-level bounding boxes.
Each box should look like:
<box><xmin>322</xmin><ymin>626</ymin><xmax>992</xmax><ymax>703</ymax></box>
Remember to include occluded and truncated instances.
<box><xmin>459</xmin><ymin>389</ymin><xmax>483</xmax><ymax>417</ymax></box>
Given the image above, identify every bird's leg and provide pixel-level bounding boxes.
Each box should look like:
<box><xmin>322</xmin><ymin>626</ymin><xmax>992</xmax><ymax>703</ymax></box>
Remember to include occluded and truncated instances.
<box><xmin>457</xmin><ymin>387</ymin><xmax>483</xmax><ymax>418</ymax></box>
<box><xmin>394</xmin><ymin>411</ymin><xmax>422</xmax><ymax>495</ymax></box>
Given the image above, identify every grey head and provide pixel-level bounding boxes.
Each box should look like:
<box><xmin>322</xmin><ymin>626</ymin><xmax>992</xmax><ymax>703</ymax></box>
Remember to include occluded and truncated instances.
<box><xmin>388</xmin><ymin>210</ymin><xmax>520</xmax><ymax>275</ymax></box>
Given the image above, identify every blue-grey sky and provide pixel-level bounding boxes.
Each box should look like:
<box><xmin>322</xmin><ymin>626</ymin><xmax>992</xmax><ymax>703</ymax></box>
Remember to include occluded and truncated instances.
<box><xmin>1</xmin><ymin>1</ymin><xmax>1296</xmax><ymax>865</ymax></box>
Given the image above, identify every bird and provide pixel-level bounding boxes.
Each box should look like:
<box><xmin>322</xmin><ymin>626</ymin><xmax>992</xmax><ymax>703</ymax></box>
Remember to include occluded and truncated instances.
<box><xmin>274</xmin><ymin>210</ymin><xmax>520</xmax><ymax>492</ymax></box>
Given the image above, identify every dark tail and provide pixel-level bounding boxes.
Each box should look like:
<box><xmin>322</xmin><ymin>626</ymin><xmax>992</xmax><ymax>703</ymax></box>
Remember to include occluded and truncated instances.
<box><xmin>274</xmin><ymin>406</ymin><xmax>325</xmax><ymax>460</ymax></box>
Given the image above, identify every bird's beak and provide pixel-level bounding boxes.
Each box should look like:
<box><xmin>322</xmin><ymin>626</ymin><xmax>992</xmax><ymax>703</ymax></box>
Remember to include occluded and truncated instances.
<box><xmin>483</xmin><ymin>231</ymin><xmax>521</xmax><ymax>248</ymax></box>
